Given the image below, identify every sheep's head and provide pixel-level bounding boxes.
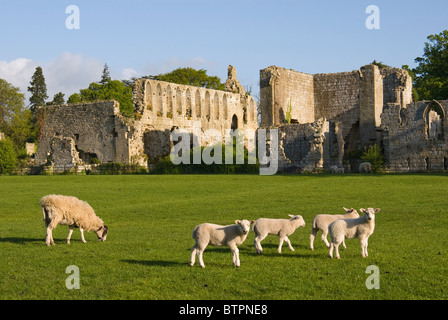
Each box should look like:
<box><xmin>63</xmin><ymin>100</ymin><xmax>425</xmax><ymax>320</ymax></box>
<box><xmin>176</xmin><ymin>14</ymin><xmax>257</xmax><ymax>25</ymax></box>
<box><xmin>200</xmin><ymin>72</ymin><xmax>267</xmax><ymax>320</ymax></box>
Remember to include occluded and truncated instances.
<box><xmin>343</xmin><ymin>207</ymin><xmax>360</xmax><ymax>218</ymax></box>
<box><xmin>96</xmin><ymin>225</ymin><xmax>108</xmax><ymax>241</ymax></box>
<box><xmin>235</xmin><ymin>219</ymin><xmax>253</xmax><ymax>235</ymax></box>
<box><xmin>288</xmin><ymin>215</ymin><xmax>306</xmax><ymax>228</ymax></box>
<box><xmin>360</xmin><ymin>208</ymin><xmax>380</xmax><ymax>222</ymax></box>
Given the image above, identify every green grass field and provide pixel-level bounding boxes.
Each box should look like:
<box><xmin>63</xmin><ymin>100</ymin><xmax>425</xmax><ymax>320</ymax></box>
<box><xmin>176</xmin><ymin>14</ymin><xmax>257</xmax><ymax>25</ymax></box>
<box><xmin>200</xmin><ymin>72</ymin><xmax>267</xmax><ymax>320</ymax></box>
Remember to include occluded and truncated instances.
<box><xmin>0</xmin><ymin>174</ymin><xmax>447</xmax><ymax>300</ymax></box>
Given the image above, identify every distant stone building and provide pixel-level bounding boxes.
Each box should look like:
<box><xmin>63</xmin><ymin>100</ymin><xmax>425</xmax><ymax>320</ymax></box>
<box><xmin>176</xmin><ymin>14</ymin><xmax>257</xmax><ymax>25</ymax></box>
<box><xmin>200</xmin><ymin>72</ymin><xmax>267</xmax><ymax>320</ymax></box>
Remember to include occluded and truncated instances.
<box><xmin>258</xmin><ymin>63</ymin><xmax>445</xmax><ymax>172</ymax></box>
<box><xmin>35</xmin><ymin>66</ymin><xmax>258</xmax><ymax>172</ymax></box>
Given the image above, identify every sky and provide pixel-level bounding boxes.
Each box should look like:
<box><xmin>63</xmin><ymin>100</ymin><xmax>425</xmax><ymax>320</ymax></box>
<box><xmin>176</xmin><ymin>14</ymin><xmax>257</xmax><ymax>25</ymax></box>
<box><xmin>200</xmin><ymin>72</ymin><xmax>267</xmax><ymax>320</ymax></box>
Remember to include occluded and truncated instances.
<box><xmin>1</xmin><ymin>0</ymin><xmax>448</xmax><ymax>103</ymax></box>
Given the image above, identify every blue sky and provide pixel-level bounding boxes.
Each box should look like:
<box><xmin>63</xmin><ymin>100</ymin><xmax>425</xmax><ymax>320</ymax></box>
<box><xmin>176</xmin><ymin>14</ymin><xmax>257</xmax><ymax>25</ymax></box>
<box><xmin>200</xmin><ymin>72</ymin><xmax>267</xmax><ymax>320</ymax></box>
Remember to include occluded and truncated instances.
<box><xmin>1</xmin><ymin>0</ymin><xmax>448</xmax><ymax>101</ymax></box>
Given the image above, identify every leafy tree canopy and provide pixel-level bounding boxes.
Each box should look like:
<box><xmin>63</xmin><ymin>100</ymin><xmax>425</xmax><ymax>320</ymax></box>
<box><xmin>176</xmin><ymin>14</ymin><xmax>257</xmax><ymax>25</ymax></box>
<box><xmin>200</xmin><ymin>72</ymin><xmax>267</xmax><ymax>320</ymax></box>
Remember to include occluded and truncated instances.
<box><xmin>406</xmin><ymin>30</ymin><xmax>448</xmax><ymax>101</ymax></box>
<box><xmin>153</xmin><ymin>67</ymin><xmax>225</xmax><ymax>90</ymax></box>
<box><xmin>68</xmin><ymin>80</ymin><xmax>134</xmax><ymax>118</ymax></box>
<box><xmin>0</xmin><ymin>79</ymin><xmax>25</xmax><ymax>129</ymax></box>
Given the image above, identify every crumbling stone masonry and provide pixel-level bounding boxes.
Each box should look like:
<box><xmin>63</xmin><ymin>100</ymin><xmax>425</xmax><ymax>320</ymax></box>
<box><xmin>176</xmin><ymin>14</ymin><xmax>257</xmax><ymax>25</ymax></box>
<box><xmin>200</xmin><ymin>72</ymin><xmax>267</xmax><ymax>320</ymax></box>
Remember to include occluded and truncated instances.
<box><xmin>259</xmin><ymin>64</ymin><xmax>414</xmax><ymax>172</ymax></box>
<box><xmin>381</xmin><ymin>99</ymin><xmax>448</xmax><ymax>172</ymax></box>
<box><xmin>35</xmin><ymin>66</ymin><xmax>258</xmax><ymax>172</ymax></box>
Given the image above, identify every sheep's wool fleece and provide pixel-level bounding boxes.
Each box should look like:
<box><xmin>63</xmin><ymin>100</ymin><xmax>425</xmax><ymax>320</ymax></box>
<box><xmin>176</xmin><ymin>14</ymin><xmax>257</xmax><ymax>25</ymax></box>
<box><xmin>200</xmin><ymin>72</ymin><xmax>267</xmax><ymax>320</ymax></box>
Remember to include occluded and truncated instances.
<box><xmin>40</xmin><ymin>195</ymin><xmax>103</xmax><ymax>231</ymax></box>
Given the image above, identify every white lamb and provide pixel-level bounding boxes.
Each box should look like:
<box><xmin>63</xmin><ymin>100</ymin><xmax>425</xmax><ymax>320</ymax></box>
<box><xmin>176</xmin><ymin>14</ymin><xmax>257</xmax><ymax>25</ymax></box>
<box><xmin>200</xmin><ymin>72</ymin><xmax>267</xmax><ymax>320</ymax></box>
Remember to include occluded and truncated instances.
<box><xmin>359</xmin><ymin>162</ymin><xmax>372</xmax><ymax>173</ymax></box>
<box><xmin>328</xmin><ymin>207</ymin><xmax>381</xmax><ymax>259</ymax></box>
<box><xmin>40</xmin><ymin>194</ymin><xmax>108</xmax><ymax>246</ymax></box>
<box><xmin>190</xmin><ymin>219</ymin><xmax>253</xmax><ymax>268</ymax></box>
<box><xmin>330</xmin><ymin>166</ymin><xmax>344</xmax><ymax>174</ymax></box>
<box><xmin>309</xmin><ymin>207</ymin><xmax>359</xmax><ymax>250</ymax></box>
<box><xmin>252</xmin><ymin>215</ymin><xmax>305</xmax><ymax>254</ymax></box>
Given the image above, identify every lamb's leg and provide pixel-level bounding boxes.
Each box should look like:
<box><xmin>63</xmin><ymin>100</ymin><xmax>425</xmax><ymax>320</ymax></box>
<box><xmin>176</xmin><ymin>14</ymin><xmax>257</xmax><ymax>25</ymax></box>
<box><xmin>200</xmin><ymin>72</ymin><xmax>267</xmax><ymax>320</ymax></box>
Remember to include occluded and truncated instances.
<box><xmin>322</xmin><ymin>229</ymin><xmax>330</xmax><ymax>248</ymax></box>
<box><xmin>80</xmin><ymin>227</ymin><xmax>86</xmax><ymax>243</ymax></box>
<box><xmin>197</xmin><ymin>247</ymin><xmax>205</xmax><ymax>268</ymax></box>
<box><xmin>334</xmin><ymin>242</ymin><xmax>341</xmax><ymax>259</ymax></box>
<box><xmin>361</xmin><ymin>238</ymin><xmax>368</xmax><ymax>257</ymax></box>
<box><xmin>329</xmin><ymin>242</ymin><xmax>334</xmax><ymax>259</ymax></box>
<box><xmin>310</xmin><ymin>228</ymin><xmax>318</xmax><ymax>250</ymax></box>
<box><xmin>229</xmin><ymin>243</ymin><xmax>240</xmax><ymax>267</ymax></box>
<box><xmin>190</xmin><ymin>245</ymin><xmax>197</xmax><ymax>266</ymax></box>
<box><xmin>284</xmin><ymin>236</ymin><xmax>294</xmax><ymax>252</ymax></box>
<box><xmin>67</xmin><ymin>226</ymin><xmax>74</xmax><ymax>244</ymax></box>
<box><xmin>254</xmin><ymin>233</ymin><xmax>267</xmax><ymax>254</ymax></box>
<box><xmin>278</xmin><ymin>235</ymin><xmax>285</xmax><ymax>253</ymax></box>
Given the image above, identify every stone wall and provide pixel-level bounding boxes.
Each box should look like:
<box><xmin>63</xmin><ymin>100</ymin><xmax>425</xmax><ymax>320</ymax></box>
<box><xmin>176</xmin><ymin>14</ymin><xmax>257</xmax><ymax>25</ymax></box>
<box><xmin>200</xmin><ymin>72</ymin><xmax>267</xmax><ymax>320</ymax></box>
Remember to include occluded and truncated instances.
<box><xmin>36</xmin><ymin>66</ymin><xmax>258</xmax><ymax>171</ymax></box>
<box><xmin>264</xmin><ymin>119</ymin><xmax>344</xmax><ymax>173</ymax></box>
<box><xmin>35</xmin><ymin>101</ymin><xmax>131</xmax><ymax>170</ymax></box>
<box><xmin>260</xmin><ymin>66</ymin><xmax>315</xmax><ymax>127</ymax></box>
<box><xmin>381</xmin><ymin>99</ymin><xmax>448</xmax><ymax>172</ymax></box>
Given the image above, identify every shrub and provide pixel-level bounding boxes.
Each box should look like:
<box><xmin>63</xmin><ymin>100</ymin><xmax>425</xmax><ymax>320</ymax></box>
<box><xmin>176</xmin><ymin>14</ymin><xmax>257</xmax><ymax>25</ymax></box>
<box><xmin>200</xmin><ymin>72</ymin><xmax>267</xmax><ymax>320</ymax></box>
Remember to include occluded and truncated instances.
<box><xmin>361</xmin><ymin>144</ymin><xmax>384</xmax><ymax>173</ymax></box>
<box><xmin>0</xmin><ymin>139</ymin><xmax>18</xmax><ymax>175</ymax></box>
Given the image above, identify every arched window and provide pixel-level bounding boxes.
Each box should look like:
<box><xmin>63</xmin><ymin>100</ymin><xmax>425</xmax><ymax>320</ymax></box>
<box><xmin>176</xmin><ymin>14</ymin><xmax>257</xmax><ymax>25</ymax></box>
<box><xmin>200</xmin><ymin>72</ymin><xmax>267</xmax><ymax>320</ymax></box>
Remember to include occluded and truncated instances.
<box><xmin>424</xmin><ymin>100</ymin><xmax>444</xmax><ymax>140</ymax></box>
<box><xmin>205</xmin><ymin>91</ymin><xmax>211</xmax><ymax>120</ymax></box>
<box><xmin>223</xmin><ymin>95</ymin><xmax>228</xmax><ymax>121</ymax></box>
<box><xmin>214</xmin><ymin>93</ymin><xmax>219</xmax><ymax>120</ymax></box>
<box><xmin>156</xmin><ymin>84</ymin><xmax>163</xmax><ymax>116</ymax></box>
<box><xmin>145</xmin><ymin>81</ymin><xmax>153</xmax><ymax>110</ymax></box>
<box><xmin>195</xmin><ymin>90</ymin><xmax>201</xmax><ymax>117</ymax></box>
<box><xmin>186</xmin><ymin>89</ymin><xmax>192</xmax><ymax>118</ymax></box>
<box><xmin>231</xmin><ymin>114</ymin><xmax>238</xmax><ymax>130</ymax></box>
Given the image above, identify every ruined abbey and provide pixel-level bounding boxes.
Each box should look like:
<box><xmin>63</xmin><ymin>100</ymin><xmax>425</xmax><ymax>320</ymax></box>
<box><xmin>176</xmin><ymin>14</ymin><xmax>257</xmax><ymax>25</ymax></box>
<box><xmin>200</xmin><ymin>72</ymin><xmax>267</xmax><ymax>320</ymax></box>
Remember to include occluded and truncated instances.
<box><xmin>35</xmin><ymin>63</ymin><xmax>448</xmax><ymax>173</ymax></box>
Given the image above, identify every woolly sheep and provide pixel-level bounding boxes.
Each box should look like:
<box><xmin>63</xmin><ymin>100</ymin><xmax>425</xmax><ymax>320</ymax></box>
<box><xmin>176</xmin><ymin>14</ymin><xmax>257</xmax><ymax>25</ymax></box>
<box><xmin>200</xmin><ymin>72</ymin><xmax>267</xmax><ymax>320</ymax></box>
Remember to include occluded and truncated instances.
<box><xmin>330</xmin><ymin>166</ymin><xmax>344</xmax><ymax>174</ymax></box>
<box><xmin>359</xmin><ymin>162</ymin><xmax>372</xmax><ymax>173</ymax></box>
<box><xmin>328</xmin><ymin>208</ymin><xmax>380</xmax><ymax>259</ymax></box>
<box><xmin>252</xmin><ymin>215</ymin><xmax>305</xmax><ymax>254</ymax></box>
<box><xmin>40</xmin><ymin>195</ymin><xmax>108</xmax><ymax>246</ymax></box>
<box><xmin>309</xmin><ymin>207</ymin><xmax>359</xmax><ymax>250</ymax></box>
<box><xmin>190</xmin><ymin>219</ymin><xmax>253</xmax><ymax>268</ymax></box>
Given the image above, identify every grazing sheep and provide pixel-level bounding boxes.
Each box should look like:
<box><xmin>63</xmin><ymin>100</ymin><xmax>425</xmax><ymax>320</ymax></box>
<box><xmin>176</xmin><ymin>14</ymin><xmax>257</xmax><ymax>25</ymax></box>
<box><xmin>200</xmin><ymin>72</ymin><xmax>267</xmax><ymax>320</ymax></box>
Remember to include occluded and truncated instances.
<box><xmin>253</xmin><ymin>215</ymin><xmax>305</xmax><ymax>254</ymax></box>
<box><xmin>40</xmin><ymin>195</ymin><xmax>108</xmax><ymax>246</ymax></box>
<box><xmin>190</xmin><ymin>219</ymin><xmax>253</xmax><ymax>268</ymax></box>
<box><xmin>359</xmin><ymin>162</ymin><xmax>372</xmax><ymax>173</ymax></box>
<box><xmin>309</xmin><ymin>207</ymin><xmax>359</xmax><ymax>250</ymax></box>
<box><xmin>328</xmin><ymin>208</ymin><xmax>380</xmax><ymax>259</ymax></box>
<box><xmin>330</xmin><ymin>166</ymin><xmax>344</xmax><ymax>174</ymax></box>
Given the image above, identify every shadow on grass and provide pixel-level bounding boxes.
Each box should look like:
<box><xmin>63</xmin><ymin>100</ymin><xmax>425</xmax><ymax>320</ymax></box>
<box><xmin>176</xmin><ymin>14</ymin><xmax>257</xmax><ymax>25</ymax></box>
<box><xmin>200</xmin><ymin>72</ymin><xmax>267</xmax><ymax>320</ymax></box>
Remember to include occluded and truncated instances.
<box><xmin>122</xmin><ymin>259</ymin><xmax>186</xmax><ymax>267</ymax></box>
<box><xmin>0</xmin><ymin>237</ymin><xmax>44</xmax><ymax>245</ymax></box>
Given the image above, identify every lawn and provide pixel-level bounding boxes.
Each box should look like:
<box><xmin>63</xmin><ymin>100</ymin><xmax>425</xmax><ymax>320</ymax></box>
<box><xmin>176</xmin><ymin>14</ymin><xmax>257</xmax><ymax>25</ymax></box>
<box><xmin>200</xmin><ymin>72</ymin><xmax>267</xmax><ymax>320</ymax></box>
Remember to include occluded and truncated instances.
<box><xmin>0</xmin><ymin>174</ymin><xmax>447</xmax><ymax>300</ymax></box>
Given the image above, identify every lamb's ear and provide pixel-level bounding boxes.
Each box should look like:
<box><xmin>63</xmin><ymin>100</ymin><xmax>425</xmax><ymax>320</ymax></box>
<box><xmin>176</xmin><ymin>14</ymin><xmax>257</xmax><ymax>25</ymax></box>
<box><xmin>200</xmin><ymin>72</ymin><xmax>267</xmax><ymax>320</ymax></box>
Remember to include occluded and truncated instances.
<box><xmin>360</xmin><ymin>208</ymin><xmax>366</xmax><ymax>213</ymax></box>
<box><xmin>288</xmin><ymin>214</ymin><xmax>295</xmax><ymax>218</ymax></box>
<box><xmin>343</xmin><ymin>207</ymin><xmax>348</xmax><ymax>211</ymax></box>
<box><xmin>250</xmin><ymin>220</ymin><xmax>255</xmax><ymax>225</ymax></box>
<box><xmin>374</xmin><ymin>208</ymin><xmax>381</xmax><ymax>213</ymax></box>
<box><xmin>235</xmin><ymin>220</ymin><xmax>241</xmax><ymax>225</ymax></box>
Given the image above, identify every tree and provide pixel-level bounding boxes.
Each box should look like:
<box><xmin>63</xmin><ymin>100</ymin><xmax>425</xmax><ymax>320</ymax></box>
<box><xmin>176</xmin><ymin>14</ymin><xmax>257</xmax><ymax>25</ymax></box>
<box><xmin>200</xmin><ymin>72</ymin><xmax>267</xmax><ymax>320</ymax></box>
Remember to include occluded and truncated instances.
<box><xmin>50</xmin><ymin>92</ymin><xmax>65</xmax><ymax>105</ymax></box>
<box><xmin>0</xmin><ymin>79</ymin><xmax>25</xmax><ymax>131</ymax></box>
<box><xmin>67</xmin><ymin>80</ymin><xmax>134</xmax><ymax>117</ymax></box>
<box><xmin>409</xmin><ymin>30</ymin><xmax>448</xmax><ymax>100</ymax></box>
<box><xmin>100</xmin><ymin>63</ymin><xmax>111</xmax><ymax>85</ymax></box>
<box><xmin>0</xmin><ymin>139</ymin><xmax>17</xmax><ymax>174</ymax></box>
<box><xmin>154</xmin><ymin>67</ymin><xmax>225</xmax><ymax>90</ymax></box>
<box><xmin>28</xmin><ymin>66</ymin><xmax>48</xmax><ymax>115</ymax></box>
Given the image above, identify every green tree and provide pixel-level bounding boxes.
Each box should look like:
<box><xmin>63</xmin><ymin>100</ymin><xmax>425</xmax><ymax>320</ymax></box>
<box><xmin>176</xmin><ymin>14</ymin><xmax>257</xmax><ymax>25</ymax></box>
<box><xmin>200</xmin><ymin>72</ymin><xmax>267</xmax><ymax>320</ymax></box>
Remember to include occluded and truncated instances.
<box><xmin>100</xmin><ymin>63</ymin><xmax>111</xmax><ymax>85</ymax></box>
<box><xmin>0</xmin><ymin>139</ymin><xmax>17</xmax><ymax>174</ymax></box>
<box><xmin>154</xmin><ymin>67</ymin><xmax>225</xmax><ymax>90</ymax></box>
<box><xmin>361</xmin><ymin>144</ymin><xmax>384</xmax><ymax>173</ymax></box>
<box><xmin>409</xmin><ymin>30</ymin><xmax>448</xmax><ymax>100</ymax></box>
<box><xmin>49</xmin><ymin>92</ymin><xmax>65</xmax><ymax>105</ymax></box>
<box><xmin>27</xmin><ymin>66</ymin><xmax>48</xmax><ymax>115</ymax></box>
<box><xmin>68</xmin><ymin>80</ymin><xmax>134</xmax><ymax>117</ymax></box>
<box><xmin>0</xmin><ymin>79</ymin><xmax>25</xmax><ymax>131</ymax></box>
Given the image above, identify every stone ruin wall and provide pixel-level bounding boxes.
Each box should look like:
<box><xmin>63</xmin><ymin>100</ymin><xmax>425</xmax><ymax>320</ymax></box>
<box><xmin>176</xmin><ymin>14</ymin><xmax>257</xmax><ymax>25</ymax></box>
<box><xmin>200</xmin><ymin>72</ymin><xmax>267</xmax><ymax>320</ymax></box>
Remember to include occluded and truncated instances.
<box><xmin>260</xmin><ymin>66</ymin><xmax>315</xmax><ymax>127</ymax></box>
<box><xmin>381</xmin><ymin>99</ymin><xmax>448</xmax><ymax>172</ymax></box>
<box><xmin>259</xmin><ymin>64</ymin><xmax>414</xmax><ymax>172</ymax></box>
<box><xmin>35</xmin><ymin>101</ymin><xmax>131</xmax><ymax>172</ymax></box>
<box><xmin>130</xmin><ymin>77</ymin><xmax>258</xmax><ymax>165</ymax></box>
<box><xmin>35</xmin><ymin>66</ymin><xmax>258</xmax><ymax>171</ymax></box>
